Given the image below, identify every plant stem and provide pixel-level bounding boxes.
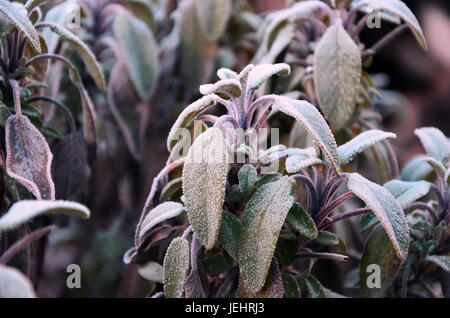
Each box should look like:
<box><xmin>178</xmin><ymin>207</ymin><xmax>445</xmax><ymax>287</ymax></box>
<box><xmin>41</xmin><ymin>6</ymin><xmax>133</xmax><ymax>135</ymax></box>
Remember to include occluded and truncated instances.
<box><xmin>317</xmin><ymin>192</ymin><xmax>355</xmax><ymax>225</ymax></box>
<box><xmin>8</xmin><ymin>79</ymin><xmax>21</xmax><ymax>116</ymax></box>
<box><xmin>25</xmin><ymin>53</ymin><xmax>77</xmax><ymax>71</ymax></box>
<box><xmin>0</xmin><ymin>225</ymin><xmax>56</xmax><ymax>265</ymax></box>
<box><xmin>401</xmin><ymin>254</ymin><xmax>416</xmax><ymax>298</ymax></box>
<box><xmin>292</xmin><ymin>173</ymin><xmax>317</xmax><ymax>215</ymax></box>
<box><xmin>297</xmin><ymin>252</ymin><xmax>349</xmax><ymax>262</ymax></box>
<box><xmin>27</xmin><ymin>96</ymin><xmax>77</xmax><ymax>134</ymax></box>
<box><xmin>370</xmin><ymin>24</ymin><xmax>408</xmax><ymax>53</ymax></box>
<box><xmin>320</xmin><ymin>207</ymin><xmax>372</xmax><ymax>229</ymax></box>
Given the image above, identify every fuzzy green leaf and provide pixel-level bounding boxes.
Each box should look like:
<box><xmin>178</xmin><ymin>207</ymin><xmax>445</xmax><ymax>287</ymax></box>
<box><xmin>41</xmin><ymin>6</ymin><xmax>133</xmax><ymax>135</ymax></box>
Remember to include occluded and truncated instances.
<box><xmin>0</xmin><ymin>200</ymin><xmax>90</xmax><ymax>231</ymax></box>
<box><xmin>305</xmin><ymin>275</ymin><xmax>346</xmax><ymax>298</ymax></box>
<box><xmin>273</xmin><ymin>95</ymin><xmax>341</xmax><ymax>174</ymax></box>
<box><xmin>163</xmin><ymin>238</ymin><xmax>190</xmax><ymax>298</ymax></box>
<box><xmin>0</xmin><ymin>0</ymin><xmax>40</xmax><ymax>52</ymax></box>
<box><xmin>401</xmin><ymin>155</ymin><xmax>433</xmax><ymax>181</ymax></box>
<box><xmin>199</xmin><ymin>79</ymin><xmax>242</xmax><ymax>98</ymax></box>
<box><xmin>217</xmin><ymin>67</ymin><xmax>237</xmax><ymax>80</ymax></box>
<box><xmin>314</xmin><ymin>25</ymin><xmax>361</xmax><ymax>130</ymax></box>
<box><xmin>247</xmin><ymin>63</ymin><xmax>291</xmax><ymax>90</ymax></box>
<box><xmin>282</xmin><ymin>273</ymin><xmax>301</xmax><ymax>298</ymax></box>
<box><xmin>5</xmin><ymin>115</ymin><xmax>55</xmax><ymax>200</ymax></box>
<box><xmin>383</xmin><ymin>180</ymin><xmax>431</xmax><ymax>207</ymax></box>
<box><xmin>359</xmin><ymin>0</ymin><xmax>428</xmax><ymax>50</ymax></box>
<box><xmin>254</xmin><ymin>1</ymin><xmax>328</xmax><ymax>62</ymax></box>
<box><xmin>360</xmin><ymin>213</ymin><xmax>378</xmax><ymax>233</ymax></box>
<box><xmin>426</xmin><ymin>255</ymin><xmax>450</xmax><ymax>273</ymax></box>
<box><xmin>137</xmin><ymin>262</ymin><xmax>163</xmax><ymax>283</ymax></box>
<box><xmin>285</xmin><ymin>155</ymin><xmax>324</xmax><ymax>174</ymax></box>
<box><xmin>167</xmin><ymin>95</ymin><xmax>215</xmax><ymax>151</ymax></box>
<box><xmin>182</xmin><ymin>128</ymin><xmax>231</xmax><ymax>249</ymax></box>
<box><xmin>43</xmin><ymin>22</ymin><xmax>105</xmax><ymax>91</ymax></box>
<box><xmin>138</xmin><ymin>201</ymin><xmax>185</xmax><ymax>240</ymax></box>
<box><xmin>314</xmin><ymin>231</ymin><xmax>339</xmax><ymax>246</ymax></box>
<box><xmin>237</xmin><ymin>258</ymin><xmax>284</xmax><ymax>298</ymax></box>
<box><xmin>415</xmin><ymin>127</ymin><xmax>450</xmax><ymax>165</ymax></box>
<box><xmin>286</xmin><ymin>202</ymin><xmax>317</xmax><ymax>239</ymax></box>
<box><xmin>239</xmin><ymin>176</ymin><xmax>296</xmax><ymax>293</ymax></box>
<box><xmin>194</xmin><ymin>0</ymin><xmax>231</xmax><ymax>41</ymax></box>
<box><xmin>238</xmin><ymin>164</ymin><xmax>257</xmax><ymax>198</ymax></box>
<box><xmin>338</xmin><ymin>130</ymin><xmax>396</xmax><ymax>165</ymax></box>
<box><xmin>360</xmin><ymin>226</ymin><xmax>402</xmax><ymax>297</ymax></box>
<box><xmin>0</xmin><ymin>264</ymin><xmax>36</xmax><ymax>298</ymax></box>
<box><xmin>218</xmin><ymin>211</ymin><xmax>241</xmax><ymax>261</ymax></box>
<box><xmin>348</xmin><ymin>173</ymin><xmax>410</xmax><ymax>261</ymax></box>
<box><xmin>113</xmin><ymin>12</ymin><xmax>159</xmax><ymax>100</ymax></box>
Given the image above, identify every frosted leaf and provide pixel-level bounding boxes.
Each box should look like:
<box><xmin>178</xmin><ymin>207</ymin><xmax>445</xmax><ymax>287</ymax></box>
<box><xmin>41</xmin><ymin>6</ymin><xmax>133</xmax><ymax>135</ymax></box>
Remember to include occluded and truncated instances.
<box><xmin>304</xmin><ymin>275</ymin><xmax>325</xmax><ymax>298</ymax></box>
<box><xmin>257</xmin><ymin>145</ymin><xmax>286</xmax><ymax>164</ymax></box>
<box><xmin>264</xmin><ymin>22</ymin><xmax>295</xmax><ymax>63</ymax></box>
<box><xmin>247</xmin><ymin>63</ymin><xmax>291</xmax><ymax>90</ymax></box>
<box><xmin>273</xmin><ymin>95</ymin><xmax>341</xmax><ymax>174</ymax></box>
<box><xmin>237</xmin><ymin>258</ymin><xmax>283</xmax><ymax>298</ymax></box>
<box><xmin>138</xmin><ymin>262</ymin><xmax>163</xmax><ymax>283</ymax></box>
<box><xmin>24</xmin><ymin>0</ymin><xmax>46</xmax><ymax>11</ymax></box>
<box><xmin>282</xmin><ymin>273</ymin><xmax>301</xmax><ymax>298</ymax></box>
<box><xmin>305</xmin><ymin>275</ymin><xmax>346</xmax><ymax>298</ymax></box>
<box><xmin>167</xmin><ymin>95</ymin><xmax>215</xmax><ymax>151</ymax></box>
<box><xmin>313</xmin><ymin>231</ymin><xmax>339</xmax><ymax>246</ymax></box>
<box><xmin>51</xmin><ymin>133</ymin><xmax>89</xmax><ymax>200</ymax></box>
<box><xmin>446</xmin><ymin>169</ymin><xmax>450</xmax><ymax>185</ymax></box>
<box><xmin>5</xmin><ymin>115</ymin><xmax>55</xmax><ymax>200</ymax></box>
<box><xmin>418</xmin><ymin>156</ymin><xmax>447</xmax><ymax>178</ymax></box>
<box><xmin>41</xmin><ymin>0</ymin><xmax>75</xmax><ymax>53</ymax></box>
<box><xmin>286</xmin><ymin>203</ymin><xmax>317</xmax><ymax>239</ymax></box>
<box><xmin>182</xmin><ymin>128</ymin><xmax>231</xmax><ymax>249</ymax></box>
<box><xmin>286</xmin><ymin>155</ymin><xmax>324</xmax><ymax>174</ymax></box>
<box><xmin>348</xmin><ymin>173</ymin><xmax>409</xmax><ymax>261</ymax></box>
<box><xmin>415</xmin><ymin>127</ymin><xmax>450</xmax><ymax>165</ymax></box>
<box><xmin>253</xmin><ymin>1</ymin><xmax>328</xmax><ymax>62</ymax></box>
<box><xmin>0</xmin><ymin>264</ymin><xmax>36</xmax><ymax>298</ymax></box>
<box><xmin>43</xmin><ymin>22</ymin><xmax>105</xmax><ymax>90</ymax></box>
<box><xmin>238</xmin><ymin>176</ymin><xmax>296</xmax><ymax>293</ymax></box>
<box><xmin>401</xmin><ymin>155</ymin><xmax>433</xmax><ymax>181</ymax></box>
<box><xmin>426</xmin><ymin>255</ymin><xmax>450</xmax><ymax>273</ymax></box>
<box><xmin>138</xmin><ymin>201</ymin><xmax>185</xmax><ymax>240</ymax></box>
<box><xmin>338</xmin><ymin>130</ymin><xmax>396</xmax><ymax>165</ymax></box>
<box><xmin>357</xmin><ymin>0</ymin><xmax>427</xmax><ymax>50</ymax></box>
<box><xmin>238</xmin><ymin>165</ymin><xmax>257</xmax><ymax>198</ymax></box>
<box><xmin>360</xmin><ymin>226</ymin><xmax>402</xmax><ymax>297</ymax></box>
<box><xmin>237</xmin><ymin>64</ymin><xmax>255</xmax><ymax>86</ymax></box>
<box><xmin>113</xmin><ymin>12</ymin><xmax>158</xmax><ymax>100</ymax></box>
<box><xmin>159</xmin><ymin>177</ymin><xmax>183</xmax><ymax>202</ymax></box>
<box><xmin>194</xmin><ymin>0</ymin><xmax>231</xmax><ymax>41</ymax></box>
<box><xmin>217</xmin><ymin>68</ymin><xmax>237</xmax><ymax>80</ymax></box>
<box><xmin>163</xmin><ymin>238</ymin><xmax>190</xmax><ymax>298</ymax></box>
<box><xmin>314</xmin><ymin>25</ymin><xmax>362</xmax><ymax>130</ymax></box>
<box><xmin>218</xmin><ymin>210</ymin><xmax>241</xmax><ymax>261</ymax></box>
<box><xmin>199</xmin><ymin>79</ymin><xmax>242</xmax><ymax>98</ymax></box>
<box><xmin>0</xmin><ymin>0</ymin><xmax>40</xmax><ymax>52</ymax></box>
<box><xmin>383</xmin><ymin>180</ymin><xmax>431</xmax><ymax>207</ymax></box>
<box><xmin>0</xmin><ymin>200</ymin><xmax>90</xmax><ymax>231</ymax></box>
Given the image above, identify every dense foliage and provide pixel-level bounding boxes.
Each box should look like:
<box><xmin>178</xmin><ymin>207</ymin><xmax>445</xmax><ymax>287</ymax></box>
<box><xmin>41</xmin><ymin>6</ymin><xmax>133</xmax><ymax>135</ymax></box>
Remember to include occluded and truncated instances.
<box><xmin>0</xmin><ymin>0</ymin><xmax>448</xmax><ymax>298</ymax></box>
